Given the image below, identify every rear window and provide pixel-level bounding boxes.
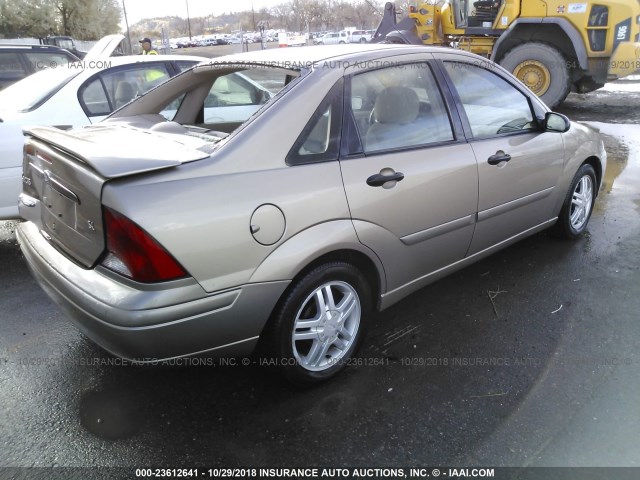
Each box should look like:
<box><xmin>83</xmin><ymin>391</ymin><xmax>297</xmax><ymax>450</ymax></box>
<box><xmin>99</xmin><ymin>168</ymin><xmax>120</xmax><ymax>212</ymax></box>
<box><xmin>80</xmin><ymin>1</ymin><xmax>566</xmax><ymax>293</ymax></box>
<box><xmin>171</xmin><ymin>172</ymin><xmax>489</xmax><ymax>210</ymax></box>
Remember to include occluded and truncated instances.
<box><xmin>0</xmin><ymin>66</ymin><xmax>80</xmax><ymax>112</ymax></box>
<box><xmin>159</xmin><ymin>66</ymin><xmax>300</xmax><ymax>130</ymax></box>
<box><xmin>23</xmin><ymin>52</ymin><xmax>75</xmax><ymax>71</ymax></box>
<box><xmin>0</xmin><ymin>52</ymin><xmax>26</xmax><ymax>75</ymax></box>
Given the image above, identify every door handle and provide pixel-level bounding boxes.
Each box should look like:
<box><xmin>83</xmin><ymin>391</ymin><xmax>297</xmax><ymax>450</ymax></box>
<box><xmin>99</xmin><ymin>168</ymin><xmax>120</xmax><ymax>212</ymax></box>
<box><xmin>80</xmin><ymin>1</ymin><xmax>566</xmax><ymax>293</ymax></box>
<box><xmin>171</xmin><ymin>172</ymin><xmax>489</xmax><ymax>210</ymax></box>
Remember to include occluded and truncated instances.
<box><xmin>488</xmin><ymin>151</ymin><xmax>511</xmax><ymax>165</ymax></box>
<box><xmin>366</xmin><ymin>171</ymin><xmax>405</xmax><ymax>187</ymax></box>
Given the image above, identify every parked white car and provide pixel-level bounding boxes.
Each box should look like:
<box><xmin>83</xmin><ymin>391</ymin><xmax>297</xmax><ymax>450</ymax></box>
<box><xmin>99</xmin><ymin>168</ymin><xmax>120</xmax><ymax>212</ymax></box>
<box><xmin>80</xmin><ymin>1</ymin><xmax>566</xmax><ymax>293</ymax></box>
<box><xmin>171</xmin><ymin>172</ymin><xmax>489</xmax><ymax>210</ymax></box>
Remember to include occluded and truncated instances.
<box><xmin>318</xmin><ymin>32</ymin><xmax>349</xmax><ymax>45</ymax></box>
<box><xmin>0</xmin><ymin>54</ymin><xmax>205</xmax><ymax>219</ymax></box>
<box><xmin>350</xmin><ymin>30</ymin><xmax>372</xmax><ymax>43</ymax></box>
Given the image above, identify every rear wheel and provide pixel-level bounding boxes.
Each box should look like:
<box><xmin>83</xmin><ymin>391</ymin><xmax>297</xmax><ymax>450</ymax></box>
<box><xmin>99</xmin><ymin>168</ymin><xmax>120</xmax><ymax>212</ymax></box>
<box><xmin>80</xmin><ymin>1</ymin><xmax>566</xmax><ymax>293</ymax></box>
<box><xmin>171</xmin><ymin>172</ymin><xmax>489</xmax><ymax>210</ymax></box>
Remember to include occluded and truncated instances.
<box><xmin>553</xmin><ymin>164</ymin><xmax>597</xmax><ymax>239</ymax></box>
<box><xmin>262</xmin><ymin>262</ymin><xmax>371</xmax><ymax>385</ymax></box>
<box><xmin>499</xmin><ymin>42</ymin><xmax>571</xmax><ymax>108</ymax></box>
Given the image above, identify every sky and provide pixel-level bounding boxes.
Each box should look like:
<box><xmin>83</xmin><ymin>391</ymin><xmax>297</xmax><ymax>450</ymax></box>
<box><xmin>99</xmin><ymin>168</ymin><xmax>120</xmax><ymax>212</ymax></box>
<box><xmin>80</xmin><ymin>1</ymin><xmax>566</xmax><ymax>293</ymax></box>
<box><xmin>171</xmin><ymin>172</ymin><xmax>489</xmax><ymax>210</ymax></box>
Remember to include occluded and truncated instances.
<box><xmin>120</xmin><ymin>0</ymin><xmax>285</xmax><ymax>27</ymax></box>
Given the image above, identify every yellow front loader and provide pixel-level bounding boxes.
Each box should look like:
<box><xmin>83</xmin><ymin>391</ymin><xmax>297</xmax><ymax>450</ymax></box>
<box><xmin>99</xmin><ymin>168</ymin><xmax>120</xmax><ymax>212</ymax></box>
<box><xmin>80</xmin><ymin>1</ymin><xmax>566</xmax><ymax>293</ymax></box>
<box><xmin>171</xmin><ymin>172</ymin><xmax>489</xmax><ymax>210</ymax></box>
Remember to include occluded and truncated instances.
<box><xmin>374</xmin><ymin>0</ymin><xmax>640</xmax><ymax>107</ymax></box>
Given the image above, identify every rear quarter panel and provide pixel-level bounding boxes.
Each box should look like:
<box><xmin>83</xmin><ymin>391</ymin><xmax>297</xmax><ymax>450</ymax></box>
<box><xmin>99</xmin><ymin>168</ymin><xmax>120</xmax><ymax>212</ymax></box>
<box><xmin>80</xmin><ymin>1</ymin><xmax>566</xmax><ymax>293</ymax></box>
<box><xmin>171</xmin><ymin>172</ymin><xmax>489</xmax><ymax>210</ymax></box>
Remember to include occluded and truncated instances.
<box><xmin>101</xmin><ymin>66</ymin><xmax>370</xmax><ymax>293</ymax></box>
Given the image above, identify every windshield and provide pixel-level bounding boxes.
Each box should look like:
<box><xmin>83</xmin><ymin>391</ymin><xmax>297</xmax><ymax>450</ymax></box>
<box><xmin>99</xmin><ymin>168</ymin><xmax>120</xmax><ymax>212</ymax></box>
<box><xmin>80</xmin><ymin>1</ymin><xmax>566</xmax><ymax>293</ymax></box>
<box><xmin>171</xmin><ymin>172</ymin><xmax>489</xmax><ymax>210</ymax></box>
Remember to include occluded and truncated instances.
<box><xmin>0</xmin><ymin>66</ymin><xmax>80</xmax><ymax>112</ymax></box>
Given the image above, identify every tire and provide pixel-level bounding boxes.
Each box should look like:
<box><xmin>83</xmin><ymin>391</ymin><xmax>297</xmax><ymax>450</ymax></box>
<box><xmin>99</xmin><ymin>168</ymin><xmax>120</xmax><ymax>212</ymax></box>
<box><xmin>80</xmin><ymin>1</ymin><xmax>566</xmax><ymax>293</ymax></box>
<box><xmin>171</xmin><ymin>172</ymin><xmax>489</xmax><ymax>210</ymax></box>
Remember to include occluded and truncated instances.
<box><xmin>499</xmin><ymin>42</ymin><xmax>571</xmax><ymax>109</ymax></box>
<box><xmin>553</xmin><ymin>164</ymin><xmax>597</xmax><ymax>239</ymax></box>
<box><xmin>359</xmin><ymin>38</ymin><xmax>367</xmax><ymax>43</ymax></box>
<box><xmin>261</xmin><ymin>262</ymin><xmax>371</xmax><ymax>385</ymax></box>
<box><xmin>339</xmin><ymin>41</ymin><xmax>346</xmax><ymax>44</ymax></box>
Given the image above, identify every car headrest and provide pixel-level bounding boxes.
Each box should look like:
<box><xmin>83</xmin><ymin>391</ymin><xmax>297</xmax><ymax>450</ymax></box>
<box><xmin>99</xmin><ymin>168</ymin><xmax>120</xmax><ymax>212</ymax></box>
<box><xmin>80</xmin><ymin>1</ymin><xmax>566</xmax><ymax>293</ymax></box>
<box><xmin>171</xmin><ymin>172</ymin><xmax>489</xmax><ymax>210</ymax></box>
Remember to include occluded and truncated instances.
<box><xmin>115</xmin><ymin>81</ymin><xmax>136</xmax><ymax>103</ymax></box>
<box><xmin>373</xmin><ymin>87</ymin><xmax>419</xmax><ymax>124</ymax></box>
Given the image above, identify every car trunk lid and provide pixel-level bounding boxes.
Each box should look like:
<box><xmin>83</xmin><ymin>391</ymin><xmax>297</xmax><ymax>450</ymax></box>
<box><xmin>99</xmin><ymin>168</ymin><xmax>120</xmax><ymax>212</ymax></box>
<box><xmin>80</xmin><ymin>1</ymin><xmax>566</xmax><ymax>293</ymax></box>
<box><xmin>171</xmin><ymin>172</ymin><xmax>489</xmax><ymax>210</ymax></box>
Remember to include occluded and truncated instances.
<box><xmin>21</xmin><ymin>124</ymin><xmax>211</xmax><ymax>267</ymax></box>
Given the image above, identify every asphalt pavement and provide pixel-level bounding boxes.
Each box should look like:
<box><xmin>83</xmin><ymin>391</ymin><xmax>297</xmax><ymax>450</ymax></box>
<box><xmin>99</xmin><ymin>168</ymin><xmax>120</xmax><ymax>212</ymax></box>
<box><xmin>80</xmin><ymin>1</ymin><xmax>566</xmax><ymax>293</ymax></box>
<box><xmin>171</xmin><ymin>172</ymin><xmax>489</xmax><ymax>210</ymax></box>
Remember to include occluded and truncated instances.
<box><xmin>0</xmin><ymin>77</ymin><xmax>639</xmax><ymax>476</ymax></box>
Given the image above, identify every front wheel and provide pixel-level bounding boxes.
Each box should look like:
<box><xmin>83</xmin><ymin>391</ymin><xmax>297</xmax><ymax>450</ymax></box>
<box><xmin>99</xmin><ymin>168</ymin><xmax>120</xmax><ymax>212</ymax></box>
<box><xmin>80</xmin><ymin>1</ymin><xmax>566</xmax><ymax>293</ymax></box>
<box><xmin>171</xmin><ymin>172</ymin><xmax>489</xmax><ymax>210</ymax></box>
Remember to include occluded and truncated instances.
<box><xmin>553</xmin><ymin>164</ymin><xmax>597</xmax><ymax>239</ymax></box>
<box><xmin>261</xmin><ymin>262</ymin><xmax>371</xmax><ymax>385</ymax></box>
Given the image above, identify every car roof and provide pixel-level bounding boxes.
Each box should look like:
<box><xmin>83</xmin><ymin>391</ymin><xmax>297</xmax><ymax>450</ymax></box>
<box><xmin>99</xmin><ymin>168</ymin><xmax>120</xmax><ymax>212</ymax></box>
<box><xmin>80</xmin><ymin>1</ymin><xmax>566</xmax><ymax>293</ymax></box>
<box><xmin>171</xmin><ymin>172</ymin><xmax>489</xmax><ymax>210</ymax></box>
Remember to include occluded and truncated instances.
<box><xmin>0</xmin><ymin>44</ymin><xmax>75</xmax><ymax>53</ymax></box>
<box><xmin>58</xmin><ymin>54</ymin><xmax>207</xmax><ymax>76</ymax></box>
<box><xmin>76</xmin><ymin>54</ymin><xmax>207</xmax><ymax>68</ymax></box>
<box><xmin>196</xmin><ymin>44</ymin><xmax>471</xmax><ymax>70</ymax></box>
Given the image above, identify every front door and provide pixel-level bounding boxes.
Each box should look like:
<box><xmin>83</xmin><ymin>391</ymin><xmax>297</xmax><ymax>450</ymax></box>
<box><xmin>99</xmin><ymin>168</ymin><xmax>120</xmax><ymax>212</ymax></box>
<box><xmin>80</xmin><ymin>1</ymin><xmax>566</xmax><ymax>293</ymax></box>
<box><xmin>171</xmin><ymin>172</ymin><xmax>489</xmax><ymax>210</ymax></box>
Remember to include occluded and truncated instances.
<box><xmin>440</xmin><ymin>57</ymin><xmax>565</xmax><ymax>255</ymax></box>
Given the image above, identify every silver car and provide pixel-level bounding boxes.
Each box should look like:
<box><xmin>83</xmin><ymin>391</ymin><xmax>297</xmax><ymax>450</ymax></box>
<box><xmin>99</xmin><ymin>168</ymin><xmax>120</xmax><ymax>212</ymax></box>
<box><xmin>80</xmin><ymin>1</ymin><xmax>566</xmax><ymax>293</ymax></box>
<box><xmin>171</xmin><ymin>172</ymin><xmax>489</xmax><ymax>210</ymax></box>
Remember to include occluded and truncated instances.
<box><xmin>17</xmin><ymin>45</ymin><xmax>606</xmax><ymax>384</ymax></box>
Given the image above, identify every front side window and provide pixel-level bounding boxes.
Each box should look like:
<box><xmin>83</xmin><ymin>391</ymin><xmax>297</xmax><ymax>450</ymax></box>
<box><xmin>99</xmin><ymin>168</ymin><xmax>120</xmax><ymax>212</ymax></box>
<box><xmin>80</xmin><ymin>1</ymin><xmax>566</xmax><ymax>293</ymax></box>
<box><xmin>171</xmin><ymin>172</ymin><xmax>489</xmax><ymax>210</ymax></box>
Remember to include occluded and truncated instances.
<box><xmin>350</xmin><ymin>63</ymin><xmax>454</xmax><ymax>153</ymax></box>
<box><xmin>443</xmin><ymin>61</ymin><xmax>535</xmax><ymax>138</ymax></box>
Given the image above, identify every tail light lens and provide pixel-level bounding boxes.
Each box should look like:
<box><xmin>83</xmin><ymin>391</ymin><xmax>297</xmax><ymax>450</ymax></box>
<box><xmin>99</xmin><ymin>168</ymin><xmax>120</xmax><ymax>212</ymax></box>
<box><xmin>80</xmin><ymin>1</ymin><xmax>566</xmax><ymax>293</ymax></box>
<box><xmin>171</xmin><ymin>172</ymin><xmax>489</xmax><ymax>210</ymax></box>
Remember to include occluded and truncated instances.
<box><xmin>102</xmin><ymin>207</ymin><xmax>188</xmax><ymax>283</ymax></box>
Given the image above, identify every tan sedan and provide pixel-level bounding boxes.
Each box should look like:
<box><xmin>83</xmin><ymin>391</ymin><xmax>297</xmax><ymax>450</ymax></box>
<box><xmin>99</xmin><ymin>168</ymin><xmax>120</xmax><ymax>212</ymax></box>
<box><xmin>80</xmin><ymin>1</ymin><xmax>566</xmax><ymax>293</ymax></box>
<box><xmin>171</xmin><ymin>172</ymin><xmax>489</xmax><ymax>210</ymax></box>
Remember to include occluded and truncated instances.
<box><xmin>17</xmin><ymin>45</ymin><xmax>606</xmax><ymax>384</ymax></box>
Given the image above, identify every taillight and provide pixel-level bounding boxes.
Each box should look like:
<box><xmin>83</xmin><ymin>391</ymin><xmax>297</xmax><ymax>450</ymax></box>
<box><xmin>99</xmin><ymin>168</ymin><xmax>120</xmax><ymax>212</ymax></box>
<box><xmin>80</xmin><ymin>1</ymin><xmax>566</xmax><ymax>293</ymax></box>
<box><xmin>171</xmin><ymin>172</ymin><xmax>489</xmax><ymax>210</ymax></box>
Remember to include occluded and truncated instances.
<box><xmin>101</xmin><ymin>207</ymin><xmax>188</xmax><ymax>283</ymax></box>
<box><xmin>24</xmin><ymin>144</ymin><xmax>36</xmax><ymax>157</ymax></box>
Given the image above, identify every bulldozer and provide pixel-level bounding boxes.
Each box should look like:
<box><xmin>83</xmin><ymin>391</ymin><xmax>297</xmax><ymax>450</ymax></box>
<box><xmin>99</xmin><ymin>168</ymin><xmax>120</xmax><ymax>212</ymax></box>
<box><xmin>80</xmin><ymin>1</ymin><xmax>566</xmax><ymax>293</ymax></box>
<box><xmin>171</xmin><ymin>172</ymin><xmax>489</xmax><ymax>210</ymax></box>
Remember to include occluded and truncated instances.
<box><xmin>373</xmin><ymin>0</ymin><xmax>640</xmax><ymax>107</ymax></box>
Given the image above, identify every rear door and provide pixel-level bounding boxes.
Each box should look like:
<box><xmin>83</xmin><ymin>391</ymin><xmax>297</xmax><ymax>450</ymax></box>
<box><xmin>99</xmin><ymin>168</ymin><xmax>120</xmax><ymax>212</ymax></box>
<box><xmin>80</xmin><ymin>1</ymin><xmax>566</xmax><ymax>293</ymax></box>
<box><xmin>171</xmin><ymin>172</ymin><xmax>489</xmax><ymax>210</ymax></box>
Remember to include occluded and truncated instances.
<box><xmin>339</xmin><ymin>57</ymin><xmax>479</xmax><ymax>294</ymax></box>
<box><xmin>438</xmin><ymin>55</ymin><xmax>565</xmax><ymax>255</ymax></box>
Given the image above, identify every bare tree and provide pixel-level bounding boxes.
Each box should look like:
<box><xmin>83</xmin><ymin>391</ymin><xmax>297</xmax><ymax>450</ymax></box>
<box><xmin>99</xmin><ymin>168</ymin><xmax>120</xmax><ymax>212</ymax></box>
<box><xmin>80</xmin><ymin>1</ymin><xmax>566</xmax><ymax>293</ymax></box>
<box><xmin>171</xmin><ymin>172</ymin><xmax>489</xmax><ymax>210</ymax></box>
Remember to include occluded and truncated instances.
<box><xmin>270</xmin><ymin>3</ymin><xmax>295</xmax><ymax>30</ymax></box>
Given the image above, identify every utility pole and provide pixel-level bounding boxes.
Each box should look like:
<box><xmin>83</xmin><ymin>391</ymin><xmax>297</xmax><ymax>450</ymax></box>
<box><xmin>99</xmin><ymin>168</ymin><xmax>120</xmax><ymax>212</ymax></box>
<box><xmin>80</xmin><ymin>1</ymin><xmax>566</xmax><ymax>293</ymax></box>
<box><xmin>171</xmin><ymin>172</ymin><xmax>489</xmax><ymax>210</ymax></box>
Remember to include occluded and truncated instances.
<box><xmin>252</xmin><ymin>0</ymin><xmax>256</xmax><ymax>31</ymax></box>
<box><xmin>186</xmin><ymin>0</ymin><xmax>192</xmax><ymax>40</ymax></box>
<box><xmin>122</xmin><ymin>0</ymin><xmax>132</xmax><ymax>54</ymax></box>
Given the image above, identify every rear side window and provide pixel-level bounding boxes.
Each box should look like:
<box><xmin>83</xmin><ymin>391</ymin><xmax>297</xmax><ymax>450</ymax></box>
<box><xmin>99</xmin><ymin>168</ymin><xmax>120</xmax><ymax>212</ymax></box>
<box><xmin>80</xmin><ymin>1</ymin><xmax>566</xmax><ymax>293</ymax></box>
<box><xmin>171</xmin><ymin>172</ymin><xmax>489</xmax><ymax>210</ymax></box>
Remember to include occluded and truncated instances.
<box><xmin>350</xmin><ymin>63</ymin><xmax>454</xmax><ymax>153</ymax></box>
<box><xmin>79</xmin><ymin>64</ymin><xmax>171</xmax><ymax>116</ymax></box>
<box><xmin>81</xmin><ymin>78</ymin><xmax>110</xmax><ymax>115</ymax></box>
<box><xmin>287</xmin><ymin>78</ymin><xmax>343</xmax><ymax>165</ymax></box>
<box><xmin>443</xmin><ymin>61</ymin><xmax>535</xmax><ymax>138</ymax></box>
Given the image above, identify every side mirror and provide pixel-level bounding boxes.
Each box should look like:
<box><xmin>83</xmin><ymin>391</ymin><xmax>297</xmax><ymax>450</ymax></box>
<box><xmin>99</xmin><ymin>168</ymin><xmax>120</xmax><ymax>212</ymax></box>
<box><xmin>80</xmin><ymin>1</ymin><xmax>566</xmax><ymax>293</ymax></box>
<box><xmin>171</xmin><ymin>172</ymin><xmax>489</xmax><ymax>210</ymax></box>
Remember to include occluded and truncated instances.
<box><xmin>544</xmin><ymin>112</ymin><xmax>571</xmax><ymax>133</ymax></box>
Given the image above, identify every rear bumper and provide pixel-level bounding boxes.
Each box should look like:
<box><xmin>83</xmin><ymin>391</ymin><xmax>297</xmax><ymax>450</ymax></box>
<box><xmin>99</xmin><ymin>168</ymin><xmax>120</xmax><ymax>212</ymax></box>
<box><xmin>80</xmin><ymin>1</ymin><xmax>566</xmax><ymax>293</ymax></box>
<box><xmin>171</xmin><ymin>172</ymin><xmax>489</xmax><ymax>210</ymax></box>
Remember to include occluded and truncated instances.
<box><xmin>17</xmin><ymin>221</ymin><xmax>289</xmax><ymax>361</ymax></box>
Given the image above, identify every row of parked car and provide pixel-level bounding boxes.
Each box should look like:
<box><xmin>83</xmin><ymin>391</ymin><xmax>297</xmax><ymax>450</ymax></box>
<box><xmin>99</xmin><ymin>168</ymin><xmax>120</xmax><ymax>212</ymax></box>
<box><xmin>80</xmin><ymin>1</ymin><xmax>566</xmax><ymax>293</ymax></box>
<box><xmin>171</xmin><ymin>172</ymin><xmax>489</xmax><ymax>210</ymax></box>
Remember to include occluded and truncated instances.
<box><xmin>314</xmin><ymin>30</ymin><xmax>375</xmax><ymax>45</ymax></box>
<box><xmin>172</xmin><ymin>37</ymin><xmax>230</xmax><ymax>48</ymax></box>
<box><xmin>173</xmin><ymin>32</ymin><xmax>282</xmax><ymax>49</ymax></box>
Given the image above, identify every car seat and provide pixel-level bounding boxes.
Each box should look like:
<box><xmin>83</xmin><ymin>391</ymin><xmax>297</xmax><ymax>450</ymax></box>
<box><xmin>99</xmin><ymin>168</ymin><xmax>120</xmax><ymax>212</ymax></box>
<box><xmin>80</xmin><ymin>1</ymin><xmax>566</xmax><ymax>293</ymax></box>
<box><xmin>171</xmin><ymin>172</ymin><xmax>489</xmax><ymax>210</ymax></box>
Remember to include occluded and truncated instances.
<box><xmin>114</xmin><ymin>80</ymin><xmax>137</xmax><ymax>108</ymax></box>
